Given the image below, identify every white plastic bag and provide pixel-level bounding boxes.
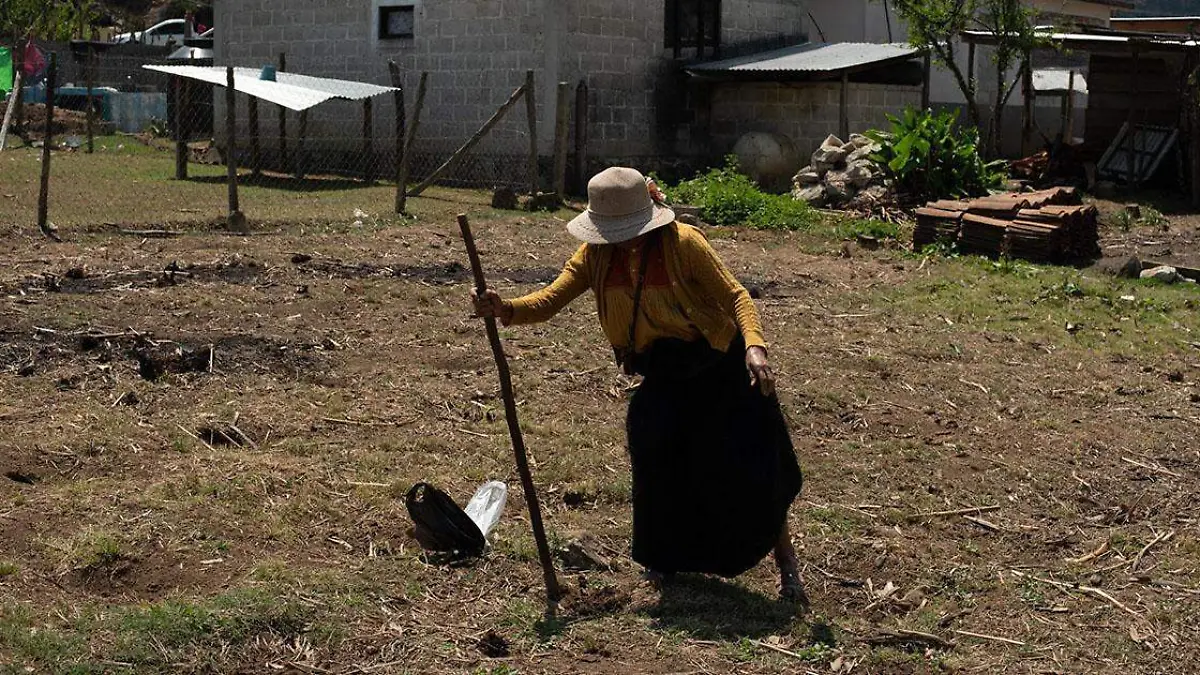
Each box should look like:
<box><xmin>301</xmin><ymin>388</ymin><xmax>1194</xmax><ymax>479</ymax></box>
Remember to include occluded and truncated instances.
<box><xmin>463</xmin><ymin>481</ymin><xmax>507</xmax><ymax>538</ymax></box>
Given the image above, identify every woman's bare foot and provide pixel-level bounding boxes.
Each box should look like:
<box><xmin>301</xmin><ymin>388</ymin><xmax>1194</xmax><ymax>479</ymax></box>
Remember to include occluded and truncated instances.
<box><xmin>773</xmin><ymin>525</ymin><xmax>807</xmax><ymax>603</ymax></box>
<box><xmin>779</xmin><ymin>566</ymin><xmax>808</xmax><ymax>603</ymax></box>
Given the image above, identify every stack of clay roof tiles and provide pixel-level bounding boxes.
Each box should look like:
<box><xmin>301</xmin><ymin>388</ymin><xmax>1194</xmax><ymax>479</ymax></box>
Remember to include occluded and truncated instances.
<box><xmin>914</xmin><ymin>187</ymin><xmax>1099</xmax><ymax>263</ymax></box>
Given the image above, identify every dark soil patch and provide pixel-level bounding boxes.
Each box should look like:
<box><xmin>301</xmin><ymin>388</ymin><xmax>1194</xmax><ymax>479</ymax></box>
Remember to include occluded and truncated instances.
<box><xmin>292</xmin><ymin>257</ymin><xmax>559</xmax><ymax>286</ymax></box>
<box><xmin>476</xmin><ymin>630</ymin><xmax>511</xmax><ymax>658</ymax></box>
<box><xmin>7</xmin><ymin>259</ymin><xmax>267</xmax><ymax>295</ymax></box>
<box><xmin>70</xmin><ymin>548</ymin><xmax>209</xmax><ymax>600</ymax></box>
<box><xmin>0</xmin><ymin>328</ymin><xmax>323</xmax><ymax>381</ymax></box>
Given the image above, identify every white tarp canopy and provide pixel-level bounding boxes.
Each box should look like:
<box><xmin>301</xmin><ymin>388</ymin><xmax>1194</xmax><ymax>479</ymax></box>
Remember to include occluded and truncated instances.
<box><xmin>1032</xmin><ymin>68</ymin><xmax>1088</xmax><ymax>95</ymax></box>
<box><xmin>141</xmin><ymin>65</ymin><xmax>397</xmax><ymax>112</ymax></box>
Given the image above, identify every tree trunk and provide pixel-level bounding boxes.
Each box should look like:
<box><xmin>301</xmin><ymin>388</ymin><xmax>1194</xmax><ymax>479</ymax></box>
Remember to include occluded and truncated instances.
<box><xmin>991</xmin><ymin>62</ymin><xmax>1006</xmax><ymax>159</ymax></box>
<box><xmin>935</xmin><ymin>43</ymin><xmax>981</xmax><ymax>129</ymax></box>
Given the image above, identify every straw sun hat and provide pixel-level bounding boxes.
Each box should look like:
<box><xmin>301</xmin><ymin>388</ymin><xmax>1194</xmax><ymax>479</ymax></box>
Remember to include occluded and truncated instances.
<box><xmin>567</xmin><ymin>167</ymin><xmax>676</xmax><ymax>245</ymax></box>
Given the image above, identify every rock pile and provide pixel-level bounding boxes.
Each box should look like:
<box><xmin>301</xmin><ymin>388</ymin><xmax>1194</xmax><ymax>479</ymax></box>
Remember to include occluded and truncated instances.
<box><xmin>791</xmin><ymin>134</ymin><xmax>890</xmax><ymax>208</ymax></box>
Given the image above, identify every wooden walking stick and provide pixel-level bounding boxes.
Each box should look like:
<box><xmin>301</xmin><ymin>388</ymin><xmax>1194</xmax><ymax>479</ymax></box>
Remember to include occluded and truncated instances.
<box><xmin>456</xmin><ymin>214</ymin><xmax>561</xmax><ymax>604</ymax></box>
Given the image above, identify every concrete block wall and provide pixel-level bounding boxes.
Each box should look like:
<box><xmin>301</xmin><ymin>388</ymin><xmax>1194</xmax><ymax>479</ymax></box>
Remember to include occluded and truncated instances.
<box><xmin>215</xmin><ymin>0</ymin><xmax>544</xmax><ymax>166</ymax></box>
<box><xmin>211</xmin><ymin>0</ymin><xmax>820</xmax><ymax>182</ymax></box>
<box><xmin>710</xmin><ymin>81</ymin><xmax>922</xmax><ymax>160</ymax></box>
<box><xmin>563</xmin><ymin>0</ymin><xmax>663</xmax><ymax>162</ymax></box>
<box><xmin>722</xmin><ymin>0</ymin><xmax>807</xmax><ymax>46</ymax></box>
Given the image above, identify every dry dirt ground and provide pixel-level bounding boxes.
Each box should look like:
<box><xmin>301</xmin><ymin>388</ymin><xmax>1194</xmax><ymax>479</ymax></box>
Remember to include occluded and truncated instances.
<box><xmin>2</xmin><ymin>146</ymin><xmax>1200</xmax><ymax>674</ymax></box>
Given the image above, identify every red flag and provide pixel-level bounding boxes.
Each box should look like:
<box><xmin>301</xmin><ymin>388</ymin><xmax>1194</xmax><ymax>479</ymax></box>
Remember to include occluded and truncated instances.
<box><xmin>22</xmin><ymin>39</ymin><xmax>46</xmax><ymax>80</ymax></box>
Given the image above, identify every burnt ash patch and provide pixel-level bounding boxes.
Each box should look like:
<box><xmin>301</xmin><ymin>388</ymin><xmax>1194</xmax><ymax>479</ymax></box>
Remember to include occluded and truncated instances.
<box><xmin>292</xmin><ymin>257</ymin><xmax>558</xmax><ymax>286</ymax></box>
<box><xmin>6</xmin><ymin>259</ymin><xmax>267</xmax><ymax>295</ymax></box>
<box><xmin>0</xmin><ymin>329</ymin><xmax>324</xmax><ymax>381</ymax></box>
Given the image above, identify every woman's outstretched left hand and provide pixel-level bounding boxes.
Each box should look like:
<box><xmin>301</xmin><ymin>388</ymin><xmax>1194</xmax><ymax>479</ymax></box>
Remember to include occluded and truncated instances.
<box><xmin>746</xmin><ymin>346</ymin><xmax>775</xmax><ymax>397</ymax></box>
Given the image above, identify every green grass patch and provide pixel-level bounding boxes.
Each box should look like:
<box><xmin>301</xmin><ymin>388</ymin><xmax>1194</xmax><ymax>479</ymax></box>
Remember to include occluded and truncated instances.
<box><xmin>831</xmin><ymin>217</ymin><xmax>903</xmax><ymax>241</ymax></box>
<box><xmin>873</xmin><ymin>255</ymin><xmax>1200</xmax><ymax>354</ymax></box>
<box><xmin>111</xmin><ymin>588</ymin><xmax>312</xmax><ymax>667</ymax></box>
<box><xmin>662</xmin><ymin>158</ymin><xmax>817</xmax><ymax>230</ymax></box>
<box><xmin>0</xmin><ymin>142</ymin><xmax>496</xmax><ymax>230</ymax></box>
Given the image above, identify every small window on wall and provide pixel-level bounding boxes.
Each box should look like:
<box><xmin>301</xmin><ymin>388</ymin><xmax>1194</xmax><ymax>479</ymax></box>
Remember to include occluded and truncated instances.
<box><xmin>665</xmin><ymin>0</ymin><xmax>721</xmax><ymax>54</ymax></box>
<box><xmin>379</xmin><ymin>5</ymin><xmax>416</xmax><ymax>39</ymax></box>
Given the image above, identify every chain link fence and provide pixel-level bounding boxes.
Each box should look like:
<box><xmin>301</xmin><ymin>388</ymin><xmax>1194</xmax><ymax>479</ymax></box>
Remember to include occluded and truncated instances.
<box><xmin>3</xmin><ymin>39</ymin><xmax>580</xmax><ymax>233</ymax></box>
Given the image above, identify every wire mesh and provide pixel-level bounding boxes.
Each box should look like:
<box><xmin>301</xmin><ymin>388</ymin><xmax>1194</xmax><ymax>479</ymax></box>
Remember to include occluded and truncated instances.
<box><xmin>3</xmin><ymin>40</ymin><xmax>572</xmax><ymax>234</ymax></box>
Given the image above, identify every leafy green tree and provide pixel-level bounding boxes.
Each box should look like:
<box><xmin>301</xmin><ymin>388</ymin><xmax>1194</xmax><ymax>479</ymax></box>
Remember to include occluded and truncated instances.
<box><xmin>889</xmin><ymin>0</ymin><xmax>1042</xmax><ymax>155</ymax></box>
<box><xmin>1</xmin><ymin>0</ymin><xmax>102</xmax><ymax>41</ymax></box>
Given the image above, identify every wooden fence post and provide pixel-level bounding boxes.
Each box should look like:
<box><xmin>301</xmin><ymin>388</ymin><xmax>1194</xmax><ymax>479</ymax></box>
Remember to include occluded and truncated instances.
<box><xmin>295</xmin><ymin>110</ymin><xmax>308</xmax><ymax>180</ymax></box>
<box><xmin>174</xmin><ymin>75</ymin><xmax>188</xmax><ymax>179</ymax></box>
<box><xmin>399</xmin><ymin>71</ymin><xmax>428</xmax><ymax>203</ymax></box>
<box><xmin>388</xmin><ymin>62</ymin><xmax>406</xmax><ymax>213</ymax></box>
<box><xmin>363</xmin><ymin>98</ymin><xmax>375</xmax><ymax>183</ymax></box>
<box><xmin>0</xmin><ymin>69</ymin><xmax>20</xmax><ymax>151</ymax></box>
<box><xmin>409</xmin><ymin>81</ymin><xmax>526</xmax><ymax>197</ymax></box>
<box><xmin>525</xmin><ymin>69</ymin><xmax>538</xmax><ymax>197</ymax></box>
<box><xmin>573</xmin><ymin>80</ymin><xmax>588</xmax><ymax>193</ymax></box>
<box><xmin>37</xmin><ymin>53</ymin><xmax>58</xmax><ymax>241</ymax></box>
<box><xmin>12</xmin><ymin>45</ymin><xmax>25</xmax><ymax>143</ymax></box>
<box><xmin>85</xmin><ymin>45</ymin><xmax>95</xmax><ymax>154</ymax></box>
<box><xmin>278</xmin><ymin>52</ymin><xmax>288</xmax><ymax>172</ymax></box>
<box><xmin>225</xmin><ymin>66</ymin><xmax>243</xmax><ymax>229</ymax></box>
<box><xmin>552</xmin><ymin>81</ymin><xmax>570</xmax><ymax>201</ymax></box>
<box><xmin>249</xmin><ymin>95</ymin><xmax>261</xmax><ymax>176</ymax></box>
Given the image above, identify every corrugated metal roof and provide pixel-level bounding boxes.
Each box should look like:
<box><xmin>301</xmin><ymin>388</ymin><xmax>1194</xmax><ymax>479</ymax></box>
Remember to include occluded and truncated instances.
<box><xmin>1032</xmin><ymin>68</ymin><xmax>1088</xmax><ymax>94</ymax></box>
<box><xmin>141</xmin><ymin>65</ymin><xmax>396</xmax><ymax>111</ymax></box>
<box><xmin>687</xmin><ymin>42</ymin><xmax>920</xmax><ymax>75</ymax></box>
<box><xmin>963</xmin><ymin>28</ymin><xmax>1200</xmax><ymax>50</ymax></box>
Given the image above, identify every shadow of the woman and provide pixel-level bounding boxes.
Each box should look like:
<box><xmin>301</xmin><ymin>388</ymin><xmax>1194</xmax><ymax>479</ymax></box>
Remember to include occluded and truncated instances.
<box><xmin>644</xmin><ymin>575</ymin><xmax>805</xmax><ymax>641</ymax></box>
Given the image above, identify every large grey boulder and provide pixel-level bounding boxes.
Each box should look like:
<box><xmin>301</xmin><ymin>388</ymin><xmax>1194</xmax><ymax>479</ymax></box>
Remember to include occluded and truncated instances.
<box><xmin>792</xmin><ymin>185</ymin><xmax>827</xmax><ymax>205</ymax></box>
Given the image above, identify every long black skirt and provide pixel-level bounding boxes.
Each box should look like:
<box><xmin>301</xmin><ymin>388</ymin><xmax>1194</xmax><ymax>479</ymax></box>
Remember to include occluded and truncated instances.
<box><xmin>626</xmin><ymin>335</ymin><xmax>803</xmax><ymax>577</ymax></box>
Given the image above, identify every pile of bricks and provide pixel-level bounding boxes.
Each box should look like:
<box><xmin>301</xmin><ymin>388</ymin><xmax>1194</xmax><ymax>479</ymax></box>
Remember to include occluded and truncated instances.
<box><xmin>913</xmin><ymin>188</ymin><xmax>1100</xmax><ymax>263</ymax></box>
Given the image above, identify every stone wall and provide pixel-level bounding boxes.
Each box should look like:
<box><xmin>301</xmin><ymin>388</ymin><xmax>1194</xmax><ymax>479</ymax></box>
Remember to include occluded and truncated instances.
<box><xmin>710</xmin><ymin>81</ymin><xmax>922</xmax><ymax>160</ymax></box>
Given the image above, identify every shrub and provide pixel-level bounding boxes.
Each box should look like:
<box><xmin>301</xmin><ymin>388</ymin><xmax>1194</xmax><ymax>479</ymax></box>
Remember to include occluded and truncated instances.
<box><xmin>663</xmin><ymin>157</ymin><xmax>817</xmax><ymax>230</ymax></box>
<box><xmin>867</xmin><ymin>108</ymin><xmax>1006</xmax><ymax>204</ymax></box>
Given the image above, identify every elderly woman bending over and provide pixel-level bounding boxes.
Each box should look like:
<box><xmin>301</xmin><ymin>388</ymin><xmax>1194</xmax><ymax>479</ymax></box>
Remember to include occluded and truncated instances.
<box><xmin>473</xmin><ymin>167</ymin><xmax>804</xmax><ymax>598</ymax></box>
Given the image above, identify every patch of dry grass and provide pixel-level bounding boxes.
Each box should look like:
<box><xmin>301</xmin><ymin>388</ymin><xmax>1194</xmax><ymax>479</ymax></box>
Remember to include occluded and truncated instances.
<box><xmin>1</xmin><ymin>148</ymin><xmax>1199</xmax><ymax>673</ymax></box>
